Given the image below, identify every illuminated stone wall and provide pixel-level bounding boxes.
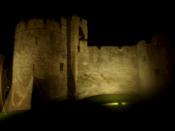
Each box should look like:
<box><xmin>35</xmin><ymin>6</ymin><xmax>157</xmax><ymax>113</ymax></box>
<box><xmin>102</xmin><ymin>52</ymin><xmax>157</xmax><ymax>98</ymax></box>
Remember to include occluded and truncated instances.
<box><xmin>3</xmin><ymin>18</ymin><xmax>68</xmax><ymax>111</ymax></box>
<box><xmin>2</xmin><ymin>16</ymin><xmax>171</xmax><ymax>111</ymax></box>
<box><xmin>77</xmin><ymin>45</ymin><xmax>139</xmax><ymax>99</ymax></box>
<box><xmin>139</xmin><ymin>37</ymin><xmax>170</xmax><ymax>95</ymax></box>
<box><xmin>76</xmin><ymin>37</ymin><xmax>170</xmax><ymax>99</ymax></box>
<box><xmin>3</xmin><ymin>16</ymin><xmax>88</xmax><ymax>112</ymax></box>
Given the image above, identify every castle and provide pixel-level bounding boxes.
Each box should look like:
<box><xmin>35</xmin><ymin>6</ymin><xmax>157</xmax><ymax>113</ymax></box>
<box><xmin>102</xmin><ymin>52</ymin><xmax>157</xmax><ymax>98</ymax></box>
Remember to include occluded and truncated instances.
<box><xmin>0</xmin><ymin>16</ymin><xmax>173</xmax><ymax>112</ymax></box>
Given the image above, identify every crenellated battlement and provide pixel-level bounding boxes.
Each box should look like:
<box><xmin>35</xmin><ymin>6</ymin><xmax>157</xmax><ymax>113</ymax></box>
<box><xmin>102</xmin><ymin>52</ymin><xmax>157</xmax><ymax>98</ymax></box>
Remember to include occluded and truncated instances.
<box><xmin>15</xmin><ymin>19</ymin><xmax>62</xmax><ymax>33</ymax></box>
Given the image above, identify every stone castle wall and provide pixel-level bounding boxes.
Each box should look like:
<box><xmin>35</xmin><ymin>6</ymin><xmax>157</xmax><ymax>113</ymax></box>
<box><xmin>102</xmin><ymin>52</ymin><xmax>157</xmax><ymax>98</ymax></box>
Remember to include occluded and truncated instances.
<box><xmin>3</xmin><ymin>16</ymin><xmax>88</xmax><ymax>111</ymax></box>
<box><xmin>2</xmin><ymin>16</ymin><xmax>172</xmax><ymax>112</ymax></box>
<box><xmin>3</xmin><ymin>18</ymin><xmax>68</xmax><ymax>111</ymax></box>
<box><xmin>77</xmin><ymin>45</ymin><xmax>139</xmax><ymax>98</ymax></box>
<box><xmin>76</xmin><ymin>37</ymin><xmax>170</xmax><ymax>99</ymax></box>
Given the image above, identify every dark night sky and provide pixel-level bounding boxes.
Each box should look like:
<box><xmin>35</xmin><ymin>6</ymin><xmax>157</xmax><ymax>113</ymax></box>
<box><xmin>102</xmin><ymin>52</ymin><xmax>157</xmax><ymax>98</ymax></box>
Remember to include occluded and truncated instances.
<box><xmin>0</xmin><ymin>1</ymin><xmax>175</xmax><ymax>63</ymax></box>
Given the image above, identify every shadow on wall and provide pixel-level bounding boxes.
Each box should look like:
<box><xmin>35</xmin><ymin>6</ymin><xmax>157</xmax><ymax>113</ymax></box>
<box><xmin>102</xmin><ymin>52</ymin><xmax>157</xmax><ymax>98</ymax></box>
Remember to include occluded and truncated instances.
<box><xmin>31</xmin><ymin>77</ymin><xmax>65</xmax><ymax>108</ymax></box>
<box><xmin>31</xmin><ymin>78</ymin><xmax>49</xmax><ymax>108</ymax></box>
<box><xmin>30</xmin><ymin>81</ymin><xmax>175</xmax><ymax>112</ymax></box>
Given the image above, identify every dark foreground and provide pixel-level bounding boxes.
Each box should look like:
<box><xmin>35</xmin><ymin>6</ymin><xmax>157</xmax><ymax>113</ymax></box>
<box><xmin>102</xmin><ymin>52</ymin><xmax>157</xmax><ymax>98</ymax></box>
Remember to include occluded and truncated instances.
<box><xmin>0</xmin><ymin>90</ymin><xmax>175</xmax><ymax>129</ymax></box>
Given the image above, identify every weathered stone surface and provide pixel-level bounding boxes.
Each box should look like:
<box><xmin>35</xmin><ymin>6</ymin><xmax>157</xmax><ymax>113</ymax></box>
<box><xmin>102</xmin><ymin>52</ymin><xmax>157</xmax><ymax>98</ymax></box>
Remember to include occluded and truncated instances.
<box><xmin>76</xmin><ymin>35</ymin><xmax>170</xmax><ymax>99</ymax></box>
<box><xmin>3</xmin><ymin>16</ymin><xmax>171</xmax><ymax>112</ymax></box>
<box><xmin>77</xmin><ymin>45</ymin><xmax>139</xmax><ymax>99</ymax></box>
<box><xmin>4</xmin><ymin>19</ymin><xmax>68</xmax><ymax>111</ymax></box>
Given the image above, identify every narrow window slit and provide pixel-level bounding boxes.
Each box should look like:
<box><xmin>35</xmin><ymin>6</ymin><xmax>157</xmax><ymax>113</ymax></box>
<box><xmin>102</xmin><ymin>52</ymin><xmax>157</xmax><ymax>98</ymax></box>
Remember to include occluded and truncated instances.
<box><xmin>60</xmin><ymin>63</ymin><xmax>64</xmax><ymax>72</ymax></box>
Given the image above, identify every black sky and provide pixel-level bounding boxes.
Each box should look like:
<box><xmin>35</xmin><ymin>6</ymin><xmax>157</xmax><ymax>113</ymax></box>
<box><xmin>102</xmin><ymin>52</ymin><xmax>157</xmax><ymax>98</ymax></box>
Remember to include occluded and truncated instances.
<box><xmin>0</xmin><ymin>1</ymin><xmax>175</xmax><ymax>57</ymax></box>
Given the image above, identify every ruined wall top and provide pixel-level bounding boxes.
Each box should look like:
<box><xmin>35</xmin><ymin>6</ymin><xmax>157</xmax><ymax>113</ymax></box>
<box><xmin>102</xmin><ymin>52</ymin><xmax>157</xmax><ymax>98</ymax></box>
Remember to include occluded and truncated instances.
<box><xmin>15</xmin><ymin>19</ymin><xmax>64</xmax><ymax>33</ymax></box>
<box><xmin>15</xmin><ymin>16</ymin><xmax>88</xmax><ymax>38</ymax></box>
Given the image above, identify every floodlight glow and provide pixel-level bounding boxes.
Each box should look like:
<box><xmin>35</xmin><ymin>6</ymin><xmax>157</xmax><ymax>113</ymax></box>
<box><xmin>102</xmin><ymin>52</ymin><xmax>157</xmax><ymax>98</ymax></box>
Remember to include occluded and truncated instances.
<box><xmin>103</xmin><ymin>102</ymin><xmax>119</xmax><ymax>106</ymax></box>
<box><xmin>121</xmin><ymin>102</ymin><xmax>128</xmax><ymax>106</ymax></box>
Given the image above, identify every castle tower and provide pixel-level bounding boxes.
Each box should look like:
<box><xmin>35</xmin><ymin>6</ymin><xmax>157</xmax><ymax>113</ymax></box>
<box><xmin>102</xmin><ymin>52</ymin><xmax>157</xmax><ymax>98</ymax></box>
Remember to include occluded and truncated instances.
<box><xmin>67</xmin><ymin>16</ymin><xmax>88</xmax><ymax>99</ymax></box>
<box><xmin>137</xmin><ymin>35</ymin><xmax>171</xmax><ymax>97</ymax></box>
<box><xmin>3</xmin><ymin>18</ymin><xmax>68</xmax><ymax>111</ymax></box>
<box><xmin>3</xmin><ymin>16</ymin><xmax>88</xmax><ymax>112</ymax></box>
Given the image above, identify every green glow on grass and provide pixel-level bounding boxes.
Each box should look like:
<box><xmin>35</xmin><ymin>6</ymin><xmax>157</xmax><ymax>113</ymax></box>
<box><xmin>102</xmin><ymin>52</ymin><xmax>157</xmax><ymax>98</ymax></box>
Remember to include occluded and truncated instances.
<box><xmin>121</xmin><ymin>102</ymin><xmax>128</xmax><ymax>106</ymax></box>
<box><xmin>103</xmin><ymin>102</ymin><xmax>119</xmax><ymax>106</ymax></box>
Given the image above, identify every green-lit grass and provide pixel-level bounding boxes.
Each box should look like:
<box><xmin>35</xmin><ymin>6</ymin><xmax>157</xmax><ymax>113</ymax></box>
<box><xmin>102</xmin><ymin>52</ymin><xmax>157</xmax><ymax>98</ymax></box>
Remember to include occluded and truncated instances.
<box><xmin>81</xmin><ymin>94</ymin><xmax>138</xmax><ymax>103</ymax></box>
<box><xmin>0</xmin><ymin>112</ymin><xmax>24</xmax><ymax>121</ymax></box>
<box><xmin>0</xmin><ymin>112</ymin><xmax>15</xmax><ymax>121</ymax></box>
<box><xmin>0</xmin><ymin>112</ymin><xmax>9</xmax><ymax>120</ymax></box>
<box><xmin>80</xmin><ymin>94</ymin><xmax>139</xmax><ymax>110</ymax></box>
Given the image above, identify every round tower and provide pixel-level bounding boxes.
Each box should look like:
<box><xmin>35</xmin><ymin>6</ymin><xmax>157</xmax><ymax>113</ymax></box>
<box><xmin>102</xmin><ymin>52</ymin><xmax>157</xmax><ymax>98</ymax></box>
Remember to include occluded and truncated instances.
<box><xmin>4</xmin><ymin>18</ymin><xmax>68</xmax><ymax>111</ymax></box>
